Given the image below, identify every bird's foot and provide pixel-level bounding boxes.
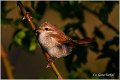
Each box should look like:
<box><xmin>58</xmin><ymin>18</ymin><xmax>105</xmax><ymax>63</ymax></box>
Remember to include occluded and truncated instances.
<box><xmin>46</xmin><ymin>58</ymin><xmax>57</xmax><ymax>68</ymax></box>
<box><xmin>46</xmin><ymin>58</ymin><xmax>54</xmax><ymax>68</ymax></box>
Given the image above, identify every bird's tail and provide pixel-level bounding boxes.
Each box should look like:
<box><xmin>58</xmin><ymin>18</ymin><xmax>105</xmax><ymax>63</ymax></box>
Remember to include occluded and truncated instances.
<box><xmin>72</xmin><ymin>38</ymin><xmax>93</xmax><ymax>45</ymax></box>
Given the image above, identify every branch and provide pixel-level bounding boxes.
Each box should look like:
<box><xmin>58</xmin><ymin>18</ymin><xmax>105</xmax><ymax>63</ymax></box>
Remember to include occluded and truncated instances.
<box><xmin>1</xmin><ymin>45</ymin><xmax>14</xmax><ymax>79</ymax></box>
<box><xmin>79</xmin><ymin>4</ymin><xmax>119</xmax><ymax>34</ymax></box>
<box><xmin>17</xmin><ymin>1</ymin><xmax>63</xmax><ymax>79</ymax></box>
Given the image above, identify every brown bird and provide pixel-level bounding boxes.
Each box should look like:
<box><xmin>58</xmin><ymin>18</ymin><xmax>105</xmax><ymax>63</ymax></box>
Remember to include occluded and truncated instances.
<box><xmin>36</xmin><ymin>22</ymin><xmax>93</xmax><ymax>58</ymax></box>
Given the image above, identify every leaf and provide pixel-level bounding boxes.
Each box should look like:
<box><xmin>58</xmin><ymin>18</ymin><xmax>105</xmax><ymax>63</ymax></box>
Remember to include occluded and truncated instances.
<box><xmin>97</xmin><ymin>54</ymin><xmax>108</xmax><ymax>59</ymax></box>
<box><xmin>76</xmin><ymin>46</ymin><xmax>88</xmax><ymax>64</ymax></box>
<box><xmin>64</xmin><ymin>23</ymin><xmax>77</xmax><ymax>35</ymax></box>
<box><xmin>31</xmin><ymin>12</ymin><xmax>42</xmax><ymax>20</ymax></box>
<box><xmin>77</xmin><ymin>22</ymin><xmax>87</xmax><ymax>38</ymax></box>
<box><xmin>97</xmin><ymin>36</ymin><xmax>119</xmax><ymax>59</ymax></box>
<box><xmin>64</xmin><ymin>53</ymin><xmax>75</xmax><ymax>72</ymax></box>
<box><xmin>64</xmin><ymin>22</ymin><xmax>87</xmax><ymax>38</ymax></box>
<box><xmin>104</xmin><ymin>59</ymin><xmax>119</xmax><ymax>78</ymax></box>
<box><xmin>99</xmin><ymin>48</ymin><xmax>116</xmax><ymax>59</ymax></box>
<box><xmin>9</xmin><ymin>28</ymin><xmax>28</xmax><ymax>51</ymax></box>
<box><xmin>72</xmin><ymin>2</ymin><xmax>84</xmax><ymax>22</ymax></box>
<box><xmin>35</xmin><ymin>1</ymin><xmax>46</xmax><ymax>20</ymax></box>
<box><xmin>83</xmin><ymin>68</ymin><xmax>93</xmax><ymax>78</ymax></box>
<box><xmin>94</xmin><ymin>27</ymin><xmax>105</xmax><ymax>39</ymax></box>
<box><xmin>50</xmin><ymin>2</ymin><xmax>74</xmax><ymax>19</ymax></box>
<box><xmin>29</xmin><ymin>38</ymin><xmax>37</xmax><ymax>52</ymax></box>
<box><xmin>99</xmin><ymin>12</ymin><xmax>108</xmax><ymax>23</ymax></box>
<box><xmin>89</xmin><ymin>41</ymin><xmax>99</xmax><ymax>52</ymax></box>
<box><xmin>13</xmin><ymin>29</ymin><xmax>26</xmax><ymax>46</ymax></box>
<box><xmin>104</xmin><ymin>1</ymin><xmax>115</xmax><ymax>14</ymax></box>
<box><xmin>50</xmin><ymin>1</ymin><xmax>61</xmax><ymax>11</ymax></box>
<box><xmin>99</xmin><ymin>1</ymin><xmax>115</xmax><ymax>23</ymax></box>
<box><xmin>106</xmin><ymin>36</ymin><xmax>119</xmax><ymax>46</ymax></box>
<box><xmin>65</xmin><ymin>45</ymin><xmax>88</xmax><ymax>72</ymax></box>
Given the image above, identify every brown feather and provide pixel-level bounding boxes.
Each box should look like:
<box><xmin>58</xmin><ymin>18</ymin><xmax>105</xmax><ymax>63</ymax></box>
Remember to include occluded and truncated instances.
<box><xmin>75</xmin><ymin>39</ymin><xmax>93</xmax><ymax>44</ymax></box>
<box><xmin>49</xmin><ymin>33</ymin><xmax>69</xmax><ymax>44</ymax></box>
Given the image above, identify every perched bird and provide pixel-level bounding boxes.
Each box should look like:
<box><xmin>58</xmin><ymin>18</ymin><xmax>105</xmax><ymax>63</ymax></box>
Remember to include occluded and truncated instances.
<box><xmin>35</xmin><ymin>22</ymin><xmax>93</xmax><ymax>58</ymax></box>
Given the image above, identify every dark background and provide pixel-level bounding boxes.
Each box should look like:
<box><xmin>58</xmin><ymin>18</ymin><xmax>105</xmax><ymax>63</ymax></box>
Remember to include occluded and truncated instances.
<box><xmin>1</xmin><ymin>1</ymin><xmax>119</xmax><ymax>79</ymax></box>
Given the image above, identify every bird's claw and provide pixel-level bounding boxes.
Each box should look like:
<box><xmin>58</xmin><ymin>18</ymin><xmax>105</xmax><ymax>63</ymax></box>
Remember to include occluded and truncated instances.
<box><xmin>46</xmin><ymin>58</ymin><xmax>54</xmax><ymax>68</ymax></box>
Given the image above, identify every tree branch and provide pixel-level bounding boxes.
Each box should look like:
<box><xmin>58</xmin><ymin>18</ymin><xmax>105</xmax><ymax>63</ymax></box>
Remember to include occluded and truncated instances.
<box><xmin>1</xmin><ymin>45</ymin><xmax>14</xmax><ymax>79</ymax></box>
<box><xmin>17</xmin><ymin>1</ymin><xmax>63</xmax><ymax>79</ymax></box>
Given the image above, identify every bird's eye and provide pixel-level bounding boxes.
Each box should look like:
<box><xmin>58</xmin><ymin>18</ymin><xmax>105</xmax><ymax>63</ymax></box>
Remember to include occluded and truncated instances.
<box><xmin>45</xmin><ymin>28</ymin><xmax>49</xmax><ymax>30</ymax></box>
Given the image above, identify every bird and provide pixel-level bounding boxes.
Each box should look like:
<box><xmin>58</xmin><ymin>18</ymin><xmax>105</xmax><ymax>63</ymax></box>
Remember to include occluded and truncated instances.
<box><xmin>35</xmin><ymin>22</ymin><xmax>93</xmax><ymax>58</ymax></box>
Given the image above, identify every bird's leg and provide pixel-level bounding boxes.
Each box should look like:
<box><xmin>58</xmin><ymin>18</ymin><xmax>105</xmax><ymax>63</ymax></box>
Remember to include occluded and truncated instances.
<box><xmin>46</xmin><ymin>57</ymin><xmax>57</xmax><ymax>68</ymax></box>
<box><xmin>46</xmin><ymin>58</ymin><xmax>53</xmax><ymax>68</ymax></box>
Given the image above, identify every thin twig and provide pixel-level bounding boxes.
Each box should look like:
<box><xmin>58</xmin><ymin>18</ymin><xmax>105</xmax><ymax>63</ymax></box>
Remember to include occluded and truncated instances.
<box><xmin>17</xmin><ymin>1</ymin><xmax>63</xmax><ymax>79</ymax></box>
<box><xmin>1</xmin><ymin>45</ymin><xmax>14</xmax><ymax>79</ymax></box>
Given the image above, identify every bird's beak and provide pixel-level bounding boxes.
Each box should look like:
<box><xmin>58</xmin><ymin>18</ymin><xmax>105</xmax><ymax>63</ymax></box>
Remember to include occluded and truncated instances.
<box><xmin>36</xmin><ymin>28</ymin><xmax>44</xmax><ymax>33</ymax></box>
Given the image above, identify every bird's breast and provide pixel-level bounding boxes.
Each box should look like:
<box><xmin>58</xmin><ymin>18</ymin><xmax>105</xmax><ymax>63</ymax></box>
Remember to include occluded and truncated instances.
<box><xmin>39</xmin><ymin>33</ymin><xmax>60</xmax><ymax>48</ymax></box>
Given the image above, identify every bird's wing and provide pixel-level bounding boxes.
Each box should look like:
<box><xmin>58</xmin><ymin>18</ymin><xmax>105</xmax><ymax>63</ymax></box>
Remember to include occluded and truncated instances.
<box><xmin>49</xmin><ymin>32</ymin><xmax>69</xmax><ymax>44</ymax></box>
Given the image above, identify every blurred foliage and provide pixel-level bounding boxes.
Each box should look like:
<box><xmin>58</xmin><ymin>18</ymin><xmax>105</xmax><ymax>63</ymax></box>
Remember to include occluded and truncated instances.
<box><xmin>1</xmin><ymin>1</ymin><xmax>119</xmax><ymax>79</ymax></box>
<box><xmin>50</xmin><ymin>1</ymin><xmax>118</xmax><ymax>79</ymax></box>
<box><xmin>94</xmin><ymin>27</ymin><xmax>105</xmax><ymax>39</ymax></box>
<box><xmin>1</xmin><ymin>1</ymin><xmax>13</xmax><ymax>24</ymax></box>
<box><xmin>99</xmin><ymin>1</ymin><xmax>116</xmax><ymax>23</ymax></box>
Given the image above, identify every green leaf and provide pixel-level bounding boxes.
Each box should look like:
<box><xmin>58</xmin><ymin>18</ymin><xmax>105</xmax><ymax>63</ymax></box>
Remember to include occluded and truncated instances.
<box><xmin>13</xmin><ymin>30</ymin><xmax>26</xmax><ymax>46</ymax></box>
<box><xmin>21</xmin><ymin>30</ymin><xmax>36</xmax><ymax>52</ymax></box>
<box><xmin>31</xmin><ymin>12</ymin><xmax>41</xmax><ymax>20</ymax></box>
<box><xmin>13</xmin><ymin>28</ymin><xmax>28</xmax><ymax>46</ymax></box>
<box><xmin>14</xmin><ymin>37</ymin><xmax>22</xmax><ymax>45</ymax></box>
<box><xmin>29</xmin><ymin>38</ymin><xmax>37</xmax><ymax>52</ymax></box>
<box><xmin>17</xmin><ymin>31</ymin><xmax>26</xmax><ymax>38</ymax></box>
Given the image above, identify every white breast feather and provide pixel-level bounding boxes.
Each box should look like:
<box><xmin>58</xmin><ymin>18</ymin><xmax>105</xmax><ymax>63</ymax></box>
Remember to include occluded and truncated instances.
<box><xmin>39</xmin><ymin>32</ymin><xmax>71</xmax><ymax>58</ymax></box>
